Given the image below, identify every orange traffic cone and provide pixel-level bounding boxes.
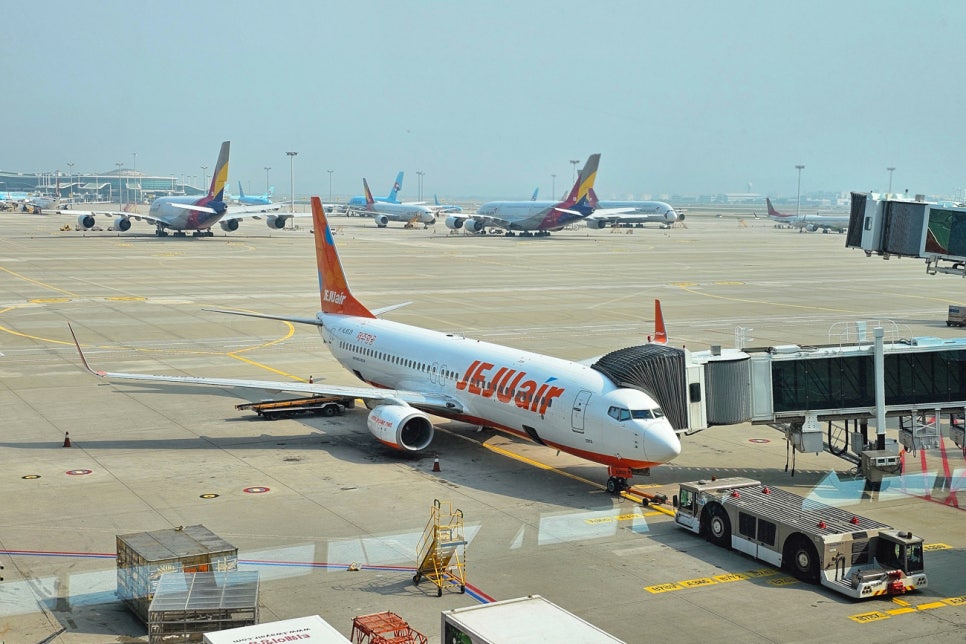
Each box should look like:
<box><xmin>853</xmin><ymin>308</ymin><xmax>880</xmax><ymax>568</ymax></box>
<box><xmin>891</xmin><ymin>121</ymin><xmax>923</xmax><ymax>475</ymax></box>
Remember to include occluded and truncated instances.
<box><xmin>432</xmin><ymin>455</ymin><xmax>441</xmax><ymax>472</ymax></box>
<box><xmin>63</xmin><ymin>432</ymin><xmax>71</xmax><ymax>448</ymax></box>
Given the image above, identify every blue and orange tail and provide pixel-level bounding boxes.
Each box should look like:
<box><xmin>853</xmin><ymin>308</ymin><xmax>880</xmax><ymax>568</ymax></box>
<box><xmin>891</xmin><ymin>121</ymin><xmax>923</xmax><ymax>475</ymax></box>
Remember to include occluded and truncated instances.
<box><xmin>209</xmin><ymin>141</ymin><xmax>230</xmax><ymax>202</ymax></box>
<box><xmin>561</xmin><ymin>153</ymin><xmax>601</xmax><ymax>215</ymax></box>
<box><xmin>312</xmin><ymin>197</ymin><xmax>375</xmax><ymax>318</ymax></box>
<box><xmin>387</xmin><ymin>171</ymin><xmax>404</xmax><ymax>202</ymax></box>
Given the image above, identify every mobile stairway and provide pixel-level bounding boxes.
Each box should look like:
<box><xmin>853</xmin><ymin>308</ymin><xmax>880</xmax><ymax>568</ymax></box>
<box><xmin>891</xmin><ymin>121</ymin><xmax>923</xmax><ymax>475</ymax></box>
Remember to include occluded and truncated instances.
<box><xmin>413</xmin><ymin>500</ymin><xmax>466</xmax><ymax>597</ymax></box>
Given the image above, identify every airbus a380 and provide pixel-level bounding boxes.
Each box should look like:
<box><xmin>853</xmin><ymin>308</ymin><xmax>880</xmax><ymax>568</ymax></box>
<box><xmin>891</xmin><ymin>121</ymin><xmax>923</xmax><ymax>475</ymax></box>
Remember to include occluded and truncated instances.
<box><xmin>59</xmin><ymin>141</ymin><xmax>285</xmax><ymax>237</ymax></box>
<box><xmin>445</xmin><ymin>154</ymin><xmax>600</xmax><ymax>236</ymax></box>
<box><xmin>584</xmin><ymin>189</ymin><xmax>683</xmax><ymax>229</ymax></box>
<box><xmin>70</xmin><ymin>196</ymin><xmax>681</xmax><ymax>492</ymax></box>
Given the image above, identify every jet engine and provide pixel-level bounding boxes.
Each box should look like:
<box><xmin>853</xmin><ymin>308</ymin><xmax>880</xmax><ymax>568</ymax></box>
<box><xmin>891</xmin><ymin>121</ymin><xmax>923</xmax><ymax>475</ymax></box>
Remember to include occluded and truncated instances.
<box><xmin>77</xmin><ymin>214</ymin><xmax>96</xmax><ymax>229</ymax></box>
<box><xmin>113</xmin><ymin>216</ymin><xmax>131</xmax><ymax>232</ymax></box>
<box><xmin>444</xmin><ymin>215</ymin><xmax>464</xmax><ymax>230</ymax></box>
<box><xmin>220</xmin><ymin>219</ymin><xmax>239</xmax><ymax>232</ymax></box>
<box><xmin>463</xmin><ymin>218</ymin><xmax>486</xmax><ymax>234</ymax></box>
<box><xmin>805</xmin><ymin>224</ymin><xmax>818</xmax><ymax>232</ymax></box>
<box><xmin>265</xmin><ymin>215</ymin><xmax>288</xmax><ymax>229</ymax></box>
<box><xmin>366</xmin><ymin>402</ymin><xmax>435</xmax><ymax>452</ymax></box>
<box><xmin>585</xmin><ymin>219</ymin><xmax>608</xmax><ymax>229</ymax></box>
<box><xmin>373</xmin><ymin>214</ymin><xmax>390</xmax><ymax>228</ymax></box>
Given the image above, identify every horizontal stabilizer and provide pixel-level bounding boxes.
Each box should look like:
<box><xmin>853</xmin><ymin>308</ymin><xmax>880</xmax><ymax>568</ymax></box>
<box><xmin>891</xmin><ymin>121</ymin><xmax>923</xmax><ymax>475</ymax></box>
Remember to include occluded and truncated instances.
<box><xmin>169</xmin><ymin>202</ymin><xmax>219</xmax><ymax>214</ymax></box>
<box><xmin>203</xmin><ymin>308</ymin><xmax>323</xmax><ymax>327</ymax></box>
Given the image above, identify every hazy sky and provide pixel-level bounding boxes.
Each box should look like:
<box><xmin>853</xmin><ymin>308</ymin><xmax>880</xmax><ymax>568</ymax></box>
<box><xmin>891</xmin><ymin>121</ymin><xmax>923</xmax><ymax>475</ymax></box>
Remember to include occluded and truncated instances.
<box><xmin>5</xmin><ymin>1</ymin><xmax>963</xmax><ymax>200</ymax></box>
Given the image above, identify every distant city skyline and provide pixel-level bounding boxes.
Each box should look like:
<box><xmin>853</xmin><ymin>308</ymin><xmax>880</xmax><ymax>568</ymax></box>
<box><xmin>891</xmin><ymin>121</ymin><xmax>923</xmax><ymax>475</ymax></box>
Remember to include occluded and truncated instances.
<box><xmin>5</xmin><ymin>1</ymin><xmax>964</xmax><ymax>201</ymax></box>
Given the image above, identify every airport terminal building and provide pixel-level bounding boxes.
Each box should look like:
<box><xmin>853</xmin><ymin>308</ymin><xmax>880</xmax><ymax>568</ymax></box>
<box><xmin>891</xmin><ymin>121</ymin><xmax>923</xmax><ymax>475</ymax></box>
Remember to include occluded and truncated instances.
<box><xmin>0</xmin><ymin>168</ymin><xmax>203</xmax><ymax>202</ymax></box>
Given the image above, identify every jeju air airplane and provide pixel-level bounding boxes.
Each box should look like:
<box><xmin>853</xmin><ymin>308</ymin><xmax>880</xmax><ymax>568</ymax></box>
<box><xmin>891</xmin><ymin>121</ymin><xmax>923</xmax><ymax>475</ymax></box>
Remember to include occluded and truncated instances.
<box><xmin>70</xmin><ymin>196</ymin><xmax>681</xmax><ymax>492</ymax></box>
<box><xmin>61</xmin><ymin>141</ymin><xmax>284</xmax><ymax>237</ymax></box>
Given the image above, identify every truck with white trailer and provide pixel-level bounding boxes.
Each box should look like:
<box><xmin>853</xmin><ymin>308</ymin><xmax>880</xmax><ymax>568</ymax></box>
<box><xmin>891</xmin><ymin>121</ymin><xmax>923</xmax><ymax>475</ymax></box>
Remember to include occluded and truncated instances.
<box><xmin>441</xmin><ymin>595</ymin><xmax>624</xmax><ymax>643</ymax></box>
<box><xmin>672</xmin><ymin>477</ymin><xmax>927</xmax><ymax>598</ymax></box>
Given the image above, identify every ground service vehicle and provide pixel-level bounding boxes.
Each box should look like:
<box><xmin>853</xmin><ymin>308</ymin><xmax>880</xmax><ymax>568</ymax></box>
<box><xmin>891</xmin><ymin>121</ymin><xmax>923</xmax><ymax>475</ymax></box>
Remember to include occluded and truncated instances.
<box><xmin>673</xmin><ymin>477</ymin><xmax>927</xmax><ymax>598</ymax></box>
<box><xmin>947</xmin><ymin>305</ymin><xmax>966</xmax><ymax>327</ymax></box>
<box><xmin>235</xmin><ymin>396</ymin><xmax>354</xmax><ymax>420</ymax></box>
<box><xmin>441</xmin><ymin>595</ymin><xmax>624</xmax><ymax>643</ymax></box>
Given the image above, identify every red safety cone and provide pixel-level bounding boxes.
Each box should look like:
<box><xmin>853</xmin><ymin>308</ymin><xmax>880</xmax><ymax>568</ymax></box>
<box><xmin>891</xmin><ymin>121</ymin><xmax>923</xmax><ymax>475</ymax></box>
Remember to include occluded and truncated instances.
<box><xmin>432</xmin><ymin>455</ymin><xmax>441</xmax><ymax>472</ymax></box>
<box><xmin>63</xmin><ymin>432</ymin><xmax>71</xmax><ymax>448</ymax></box>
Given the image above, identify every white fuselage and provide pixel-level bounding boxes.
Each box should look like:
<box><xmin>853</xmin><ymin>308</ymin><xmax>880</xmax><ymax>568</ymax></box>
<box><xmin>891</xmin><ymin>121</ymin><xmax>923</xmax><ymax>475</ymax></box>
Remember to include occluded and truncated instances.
<box><xmin>319</xmin><ymin>312</ymin><xmax>681</xmax><ymax>469</ymax></box>
<box><xmin>364</xmin><ymin>202</ymin><xmax>435</xmax><ymax>225</ymax></box>
<box><xmin>588</xmin><ymin>201</ymin><xmax>679</xmax><ymax>226</ymax></box>
<box><xmin>148</xmin><ymin>196</ymin><xmax>225</xmax><ymax>231</ymax></box>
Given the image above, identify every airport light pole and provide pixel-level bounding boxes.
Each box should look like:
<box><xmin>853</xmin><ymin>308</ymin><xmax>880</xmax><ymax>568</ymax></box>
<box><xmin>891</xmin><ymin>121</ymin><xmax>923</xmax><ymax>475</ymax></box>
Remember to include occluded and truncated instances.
<box><xmin>887</xmin><ymin>167</ymin><xmax>895</xmax><ymax>195</ymax></box>
<box><xmin>551</xmin><ymin>174</ymin><xmax>556</xmax><ymax>200</ymax></box>
<box><xmin>66</xmin><ymin>162</ymin><xmax>74</xmax><ymax>202</ymax></box>
<box><xmin>264</xmin><ymin>166</ymin><xmax>271</xmax><ymax>194</ymax></box>
<box><xmin>115</xmin><ymin>162</ymin><xmax>123</xmax><ymax>205</ymax></box>
<box><xmin>132</xmin><ymin>152</ymin><xmax>137</xmax><ymax>203</ymax></box>
<box><xmin>286</xmin><ymin>151</ymin><xmax>298</xmax><ymax>213</ymax></box>
<box><xmin>416</xmin><ymin>171</ymin><xmax>425</xmax><ymax>202</ymax></box>
<box><xmin>795</xmin><ymin>164</ymin><xmax>805</xmax><ymax>219</ymax></box>
<box><xmin>327</xmin><ymin>170</ymin><xmax>334</xmax><ymax>203</ymax></box>
<box><xmin>201</xmin><ymin>165</ymin><xmax>208</xmax><ymax>194</ymax></box>
<box><xmin>570</xmin><ymin>159</ymin><xmax>579</xmax><ymax>183</ymax></box>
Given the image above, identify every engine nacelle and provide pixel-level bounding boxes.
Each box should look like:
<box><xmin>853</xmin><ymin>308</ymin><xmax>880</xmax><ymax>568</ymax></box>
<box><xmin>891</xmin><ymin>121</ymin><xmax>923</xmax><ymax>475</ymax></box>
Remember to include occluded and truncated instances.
<box><xmin>77</xmin><ymin>214</ymin><xmax>96</xmax><ymax>229</ymax></box>
<box><xmin>464</xmin><ymin>218</ymin><xmax>486</xmax><ymax>234</ymax></box>
<box><xmin>445</xmin><ymin>215</ymin><xmax>464</xmax><ymax>230</ymax></box>
<box><xmin>373</xmin><ymin>214</ymin><xmax>390</xmax><ymax>228</ymax></box>
<box><xmin>113</xmin><ymin>216</ymin><xmax>132</xmax><ymax>232</ymax></box>
<box><xmin>367</xmin><ymin>403</ymin><xmax>434</xmax><ymax>452</ymax></box>
<box><xmin>586</xmin><ymin>218</ymin><xmax>608</xmax><ymax>229</ymax></box>
<box><xmin>805</xmin><ymin>224</ymin><xmax>818</xmax><ymax>232</ymax></box>
<box><xmin>266</xmin><ymin>215</ymin><xmax>288</xmax><ymax>230</ymax></box>
<box><xmin>220</xmin><ymin>219</ymin><xmax>239</xmax><ymax>232</ymax></box>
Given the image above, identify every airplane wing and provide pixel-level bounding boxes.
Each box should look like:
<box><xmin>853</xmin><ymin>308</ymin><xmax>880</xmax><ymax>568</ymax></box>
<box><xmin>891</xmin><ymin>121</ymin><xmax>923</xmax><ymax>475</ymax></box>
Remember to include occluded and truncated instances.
<box><xmin>56</xmin><ymin>208</ymin><xmax>169</xmax><ymax>227</ymax></box>
<box><xmin>68</xmin><ymin>323</ymin><xmax>463</xmax><ymax>415</ymax></box>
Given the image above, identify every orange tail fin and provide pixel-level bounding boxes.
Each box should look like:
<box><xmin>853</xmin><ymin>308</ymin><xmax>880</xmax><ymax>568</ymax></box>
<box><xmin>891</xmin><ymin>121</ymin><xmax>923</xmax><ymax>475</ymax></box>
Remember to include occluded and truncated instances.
<box><xmin>653</xmin><ymin>299</ymin><xmax>668</xmax><ymax>344</ymax></box>
<box><xmin>312</xmin><ymin>197</ymin><xmax>375</xmax><ymax>318</ymax></box>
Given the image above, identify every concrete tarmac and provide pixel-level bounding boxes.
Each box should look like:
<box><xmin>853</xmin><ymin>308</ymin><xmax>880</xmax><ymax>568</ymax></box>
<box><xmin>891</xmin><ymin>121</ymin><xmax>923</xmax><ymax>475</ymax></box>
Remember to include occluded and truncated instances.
<box><xmin>0</xmin><ymin>210</ymin><xmax>963</xmax><ymax>642</ymax></box>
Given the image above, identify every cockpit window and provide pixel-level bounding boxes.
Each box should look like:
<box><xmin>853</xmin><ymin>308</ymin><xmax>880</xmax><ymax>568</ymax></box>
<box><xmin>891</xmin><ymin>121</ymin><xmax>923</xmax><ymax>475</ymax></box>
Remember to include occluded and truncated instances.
<box><xmin>608</xmin><ymin>406</ymin><xmax>631</xmax><ymax>421</ymax></box>
<box><xmin>630</xmin><ymin>407</ymin><xmax>665</xmax><ymax>420</ymax></box>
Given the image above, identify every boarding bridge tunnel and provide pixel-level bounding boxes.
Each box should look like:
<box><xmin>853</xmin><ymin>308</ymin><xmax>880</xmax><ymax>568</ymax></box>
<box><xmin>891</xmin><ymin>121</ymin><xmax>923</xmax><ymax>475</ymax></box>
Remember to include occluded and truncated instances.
<box><xmin>591</xmin><ymin>321</ymin><xmax>966</xmax><ymax>480</ymax></box>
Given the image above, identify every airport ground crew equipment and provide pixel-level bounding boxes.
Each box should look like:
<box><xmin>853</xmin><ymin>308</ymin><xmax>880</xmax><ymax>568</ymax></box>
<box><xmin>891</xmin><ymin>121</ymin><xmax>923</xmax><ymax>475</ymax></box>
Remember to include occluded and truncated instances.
<box><xmin>413</xmin><ymin>499</ymin><xmax>466</xmax><ymax>597</ymax></box>
<box><xmin>235</xmin><ymin>395</ymin><xmax>354</xmax><ymax>420</ymax></box>
<box><xmin>350</xmin><ymin>611</ymin><xmax>428</xmax><ymax>644</ymax></box>
<box><xmin>947</xmin><ymin>305</ymin><xmax>966</xmax><ymax>327</ymax></box>
<box><xmin>673</xmin><ymin>477</ymin><xmax>927</xmax><ymax>598</ymax></box>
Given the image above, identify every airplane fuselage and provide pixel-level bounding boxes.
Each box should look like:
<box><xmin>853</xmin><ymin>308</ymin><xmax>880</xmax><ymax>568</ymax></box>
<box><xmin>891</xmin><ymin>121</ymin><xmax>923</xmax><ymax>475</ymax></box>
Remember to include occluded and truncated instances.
<box><xmin>148</xmin><ymin>195</ymin><xmax>228</xmax><ymax>231</ymax></box>
<box><xmin>319</xmin><ymin>312</ymin><xmax>681</xmax><ymax>469</ymax></box>
<box><xmin>364</xmin><ymin>202</ymin><xmax>435</xmax><ymax>225</ymax></box>
<box><xmin>476</xmin><ymin>201</ymin><xmax>589</xmax><ymax>231</ymax></box>
<box><xmin>593</xmin><ymin>200</ymin><xmax>679</xmax><ymax>225</ymax></box>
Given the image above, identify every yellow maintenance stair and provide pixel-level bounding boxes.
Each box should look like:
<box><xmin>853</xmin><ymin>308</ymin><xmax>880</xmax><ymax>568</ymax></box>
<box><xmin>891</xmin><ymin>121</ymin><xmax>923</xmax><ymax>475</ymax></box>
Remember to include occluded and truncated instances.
<box><xmin>413</xmin><ymin>500</ymin><xmax>466</xmax><ymax>597</ymax></box>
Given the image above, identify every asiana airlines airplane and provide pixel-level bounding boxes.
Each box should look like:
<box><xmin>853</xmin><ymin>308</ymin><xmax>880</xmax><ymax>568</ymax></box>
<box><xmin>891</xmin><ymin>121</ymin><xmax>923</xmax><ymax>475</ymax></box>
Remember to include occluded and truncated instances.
<box><xmin>70</xmin><ymin>197</ymin><xmax>681</xmax><ymax>492</ymax></box>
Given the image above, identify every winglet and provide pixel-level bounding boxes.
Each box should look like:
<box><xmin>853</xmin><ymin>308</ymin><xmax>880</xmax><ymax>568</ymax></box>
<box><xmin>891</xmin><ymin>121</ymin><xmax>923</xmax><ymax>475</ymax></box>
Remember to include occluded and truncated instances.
<box><xmin>67</xmin><ymin>323</ymin><xmax>107</xmax><ymax>377</ymax></box>
<box><xmin>653</xmin><ymin>299</ymin><xmax>668</xmax><ymax>344</ymax></box>
<box><xmin>312</xmin><ymin>197</ymin><xmax>376</xmax><ymax>318</ymax></box>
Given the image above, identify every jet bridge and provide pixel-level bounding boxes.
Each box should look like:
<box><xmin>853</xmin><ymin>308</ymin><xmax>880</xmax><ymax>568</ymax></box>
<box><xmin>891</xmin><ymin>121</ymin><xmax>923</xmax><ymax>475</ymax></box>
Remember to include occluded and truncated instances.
<box><xmin>601</xmin><ymin>321</ymin><xmax>966</xmax><ymax>481</ymax></box>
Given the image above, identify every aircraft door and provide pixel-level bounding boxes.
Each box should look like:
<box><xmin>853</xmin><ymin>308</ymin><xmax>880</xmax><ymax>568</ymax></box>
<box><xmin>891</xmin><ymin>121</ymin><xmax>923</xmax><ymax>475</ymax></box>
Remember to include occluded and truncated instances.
<box><xmin>571</xmin><ymin>390</ymin><xmax>592</xmax><ymax>432</ymax></box>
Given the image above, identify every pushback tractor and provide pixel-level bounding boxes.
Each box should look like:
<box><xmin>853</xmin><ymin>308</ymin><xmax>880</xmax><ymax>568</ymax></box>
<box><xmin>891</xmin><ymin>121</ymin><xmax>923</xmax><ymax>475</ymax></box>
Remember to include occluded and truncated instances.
<box><xmin>672</xmin><ymin>478</ymin><xmax>927</xmax><ymax>598</ymax></box>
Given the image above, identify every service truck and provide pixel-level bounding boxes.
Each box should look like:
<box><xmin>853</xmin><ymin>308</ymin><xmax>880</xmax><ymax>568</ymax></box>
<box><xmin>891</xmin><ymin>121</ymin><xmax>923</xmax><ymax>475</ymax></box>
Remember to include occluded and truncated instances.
<box><xmin>672</xmin><ymin>477</ymin><xmax>927</xmax><ymax>599</ymax></box>
<box><xmin>441</xmin><ymin>595</ymin><xmax>624</xmax><ymax>643</ymax></box>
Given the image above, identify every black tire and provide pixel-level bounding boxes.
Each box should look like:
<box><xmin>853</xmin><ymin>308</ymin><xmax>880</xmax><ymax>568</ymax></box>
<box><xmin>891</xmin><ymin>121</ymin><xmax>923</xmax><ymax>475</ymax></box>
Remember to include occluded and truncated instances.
<box><xmin>321</xmin><ymin>405</ymin><xmax>337</xmax><ymax>417</ymax></box>
<box><xmin>460</xmin><ymin>584</ymin><xmax>466</xmax><ymax>594</ymax></box>
<box><xmin>412</xmin><ymin>574</ymin><xmax>421</xmax><ymax>585</ymax></box>
<box><xmin>706</xmin><ymin>505</ymin><xmax>731</xmax><ymax>548</ymax></box>
<box><xmin>786</xmin><ymin>536</ymin><xmax>819</xmax><ymax>583</ymax></box>
<box><xmin>436</xmin><ymin>587</ymin><xmax>442</xmax><ymax>597</ymax></box>
<box><xmin>606</xmin><ymin>478</ymin><xmax>617</xmax><ymax>494</ymax></box>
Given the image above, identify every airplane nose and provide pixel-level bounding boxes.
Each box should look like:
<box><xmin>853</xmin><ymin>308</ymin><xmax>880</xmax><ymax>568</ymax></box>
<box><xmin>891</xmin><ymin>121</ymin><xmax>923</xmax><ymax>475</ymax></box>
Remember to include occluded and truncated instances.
<box><xmin>648</xmin><ymin>421</ymin><xmax>682</xmax><ymax>463</ymax></box>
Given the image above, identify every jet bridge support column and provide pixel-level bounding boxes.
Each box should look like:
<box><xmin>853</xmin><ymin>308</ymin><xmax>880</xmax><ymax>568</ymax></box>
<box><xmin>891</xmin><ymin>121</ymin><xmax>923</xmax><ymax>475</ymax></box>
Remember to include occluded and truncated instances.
<box><xmin>874</xmin><ymin>326</ymin><xmax>886</xmax><ymax>450</ymax></box>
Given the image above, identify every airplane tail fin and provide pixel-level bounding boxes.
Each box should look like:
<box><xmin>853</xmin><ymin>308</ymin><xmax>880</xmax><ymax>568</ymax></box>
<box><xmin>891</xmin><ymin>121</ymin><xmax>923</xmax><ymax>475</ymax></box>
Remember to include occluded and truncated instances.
<box><xmin>587</xmin><ymin>188</ymin><xmax>600</xmax><ymax>209</ymax></box>
<box><xmin>653</xmin><ymin>299</ymin><xmax>668</xmax><ymax>344</ymax></box>
<box><xmin>209</xmin><ymin>141</ymin><xmax>230</xmax><ymax>202</ymax></box>
<box><xmin>562</xmin><ymin>154</ymin><xmax>601</xmax><ymax>209</ymax></box>
<box><xmin>312</xmin><ymin>197</ymin><xmax>375</xmax><ymax>318</ymax></box>
<box><xmin>362</xmin><ymin>178</ymin><xmax>375</xmax><ymax>206</ymax></box>
<box><xmin>766</xmin><ymin>197</ymin><xmax>781</xmax><ymax>217</ymax></box>
<box><xmin>531</xmin><ymin>187</ymin><xmax>539</xmax><ymax>201</ymax></box>
<box><xmin>238</xmin><ymin>181</ymin><xmax>246</xmax><ymax>199</ymax></box>
<box><xmin>268</xmin><ymin>186</ymin><xmax>274</xmax><ymax>197</ymax></box>
<box><xmin>387</xmin><ymin>171</ymin><xmax>404</xmax><ymax>201</ymax></box>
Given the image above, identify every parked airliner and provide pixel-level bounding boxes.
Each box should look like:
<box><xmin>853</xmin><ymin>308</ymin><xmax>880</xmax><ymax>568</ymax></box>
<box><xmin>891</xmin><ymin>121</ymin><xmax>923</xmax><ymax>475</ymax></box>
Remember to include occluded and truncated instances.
<box><xmin>765</xmin><ymin>197</ymin><xmax>848</xmax><ymax>233</ymax></box>
<box><xmin>347</xmin><ymin>171</ymin><xmax>404</xmax><ymax>206</ymax></box>
<box><xmin>354</xmin><ymin>178</ymin><xmax>435</xmax><ymax>227</ymax></box>
<box><xmin>444</xmin><ymin>154</ymin><xmax>600</xmax><ymax>236</ymax></box>
<box><xmin>585</xmin><ymin>190</ymin><xmax>683</xmax><ymax>229</ymax></box>
<box><xmin>232</xmin><ymin>182</ymin><xmax>274</xmax><ymax>206</ymax></box>
<box><xmin>59</xmin><ymin>142</ymin><xmax>284</xmax><ymax>237</ymax></box>
<box><xmin>70</xmin><ymin>196</ymin><xmax>681</xmax><ymax>492</ymax></box>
